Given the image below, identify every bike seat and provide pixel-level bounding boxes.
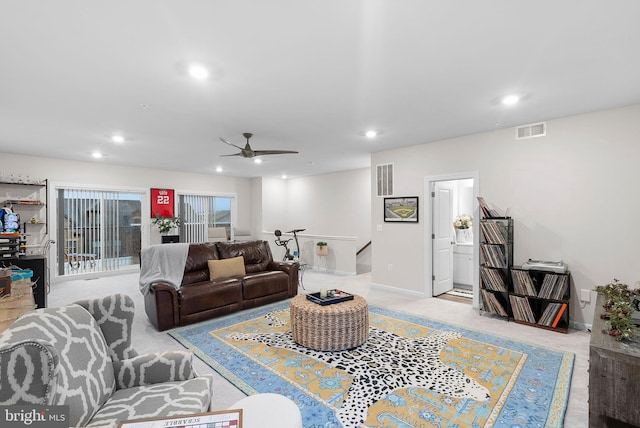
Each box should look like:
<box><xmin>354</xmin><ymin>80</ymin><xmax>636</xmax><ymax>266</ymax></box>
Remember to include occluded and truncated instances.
<box><xmin>287</xmin><ymin>228</ymin><xmax>306</xmax><ymax>233</ymax></box>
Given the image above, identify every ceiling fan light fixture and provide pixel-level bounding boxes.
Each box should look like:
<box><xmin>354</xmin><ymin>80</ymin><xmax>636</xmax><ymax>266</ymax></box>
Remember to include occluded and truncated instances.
<box><xmin>111</xmin><ymin>135</ymin><xmax>125</xmax><ymax>143</ymax></box>
<box><xmin>188</xmin><ymin>64</ymin><xmax>209</xmax><ymax>80</ymax></box>
<box><xmin>502</xmin><ymin>94</ymin><xmax>520</xmax><ymax>106</ymax></box>
<box><xmin>365</xmin><ymin>130</ymin><xmax>378</xmax><ymax>138</ymax></box>
<box><xmin>92</xmin><ymin>151</ymin><xmax>103</xmax><ymax>159</ymax></box>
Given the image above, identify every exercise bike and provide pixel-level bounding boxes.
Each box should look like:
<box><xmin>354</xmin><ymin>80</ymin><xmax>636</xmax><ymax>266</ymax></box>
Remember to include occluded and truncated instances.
<box><xmin>274</xmin><ymin>228</ymin><xmax>307</xmax><ymax>289</ymax></box>
<box><xmin>274</xmin><ymin>228</ymin><xmax>305</xmax><ymax>261</ymax></box>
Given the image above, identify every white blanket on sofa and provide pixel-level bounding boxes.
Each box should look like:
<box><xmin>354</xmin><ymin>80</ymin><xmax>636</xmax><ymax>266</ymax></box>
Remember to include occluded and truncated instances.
<box><xmin>139</xmin><ymin>243</ymin><xmax>189</xmax><ymax>295</ymax></box>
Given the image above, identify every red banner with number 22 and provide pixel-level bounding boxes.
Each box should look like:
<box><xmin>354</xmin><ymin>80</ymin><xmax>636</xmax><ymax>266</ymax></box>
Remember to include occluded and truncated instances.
<box><xmin>151</xmin><ymin>188</ymin><xmax>175</xmax><ymax>218</ymax></box>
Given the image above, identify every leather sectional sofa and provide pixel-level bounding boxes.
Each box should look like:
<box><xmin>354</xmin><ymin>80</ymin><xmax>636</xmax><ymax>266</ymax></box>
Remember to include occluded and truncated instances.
<box><xmin>142</xmin><ymin>240</ymin><xmax>299</xmax><ymax>331</ymax></box>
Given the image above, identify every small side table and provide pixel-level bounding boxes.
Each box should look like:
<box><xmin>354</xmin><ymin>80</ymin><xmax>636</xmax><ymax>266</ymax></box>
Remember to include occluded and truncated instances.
<box><xmin>298</xmin><ymin>263</ymin><xmax>307</xmax><ymax>289</ymax></box>
<box><xmin>290</xmin><ymin>293</ymin><xmax>369</xmax><ymax>351</ymax></box>
<box><xmin>0</xmin><ymin>279</ymin><xmax>36</xmax><ymax>333</ymax></box>
<box><xmin>230</xmin><ymin>393</ymin><xmax>302</xmax><ymax>428</ymax></box>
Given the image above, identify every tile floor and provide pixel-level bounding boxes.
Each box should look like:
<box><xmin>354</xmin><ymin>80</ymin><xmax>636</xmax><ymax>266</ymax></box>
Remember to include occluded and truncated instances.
<box><xmin>49</xmin><ymin>271</ymin><xmax>589</xmax><ymax>427</ymax></box>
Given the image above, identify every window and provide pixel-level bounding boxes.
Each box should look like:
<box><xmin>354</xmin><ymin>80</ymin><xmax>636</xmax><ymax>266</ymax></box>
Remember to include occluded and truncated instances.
<box><xmin>180</xmin><ymin>194</ymin><xmax>234</xmax><ymax>243</ymax></box>
<box><xmin>56</xmin><ymin>188</ymin><xmax>142</xmax><ymax>276</ymax></box>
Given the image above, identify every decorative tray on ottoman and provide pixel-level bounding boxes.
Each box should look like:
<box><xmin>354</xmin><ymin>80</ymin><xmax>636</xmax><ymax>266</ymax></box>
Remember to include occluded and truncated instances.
<box><xmin>306</xmin><ymin>289</ymin><xmax>354</xmax><ymax>306</ymax></box>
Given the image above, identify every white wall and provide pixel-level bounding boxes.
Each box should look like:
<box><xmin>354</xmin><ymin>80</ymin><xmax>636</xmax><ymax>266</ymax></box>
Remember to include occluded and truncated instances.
<box><xmin>260</xmin><ymin>169</ymin><xmax>371</xmax><ymax>274</ymax></box>
<box><xmin>371</xmin><ymin>103</ymin><xmax>640</xmax><ymax>326</ymax></box>
<box><xmin>1</xmin><ymin>152</ymin><xmax>369</xmax><ymax>276</ymax></box>
<box><xmin>260</xmin><ymin>177</ymin><xmax>288</xmax><ymax>234</ymax></box>
<box><xmin>0</xmin><ymin>153</ymin><xmax>254</xmax><ymax>246</ymax></box>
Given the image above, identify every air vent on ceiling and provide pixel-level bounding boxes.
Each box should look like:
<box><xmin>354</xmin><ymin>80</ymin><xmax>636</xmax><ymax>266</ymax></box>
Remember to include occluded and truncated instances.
<box><xmin>376</xmin><ymin>163</ymin><xmax>393</xmax><ymax>197</ymax></box>
<box><xmin>516</xmin><ymin>122</ymin><xmax>546</xmax><ymax>140</ymax></box>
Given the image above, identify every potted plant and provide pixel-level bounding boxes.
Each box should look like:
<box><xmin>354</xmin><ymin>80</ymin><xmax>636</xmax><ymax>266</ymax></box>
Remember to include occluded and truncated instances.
<box><xmin>595</xmin><ymin>278</ymin><xmax>640</xmax><ymax>341</ymax></box>
<box><xmin>152</xmin><ymin>213</ymin><xmax>181</xmax><ymax>243</ymax></box>
<box><xmin>453</xmin><ymin>214</ymin><xmax>473</xmax><ymax>243</ymax></box>
<box><xmin>316</xmin><ymin>241</ymin><xmax>328</xmax><ymax>256</ymax></box>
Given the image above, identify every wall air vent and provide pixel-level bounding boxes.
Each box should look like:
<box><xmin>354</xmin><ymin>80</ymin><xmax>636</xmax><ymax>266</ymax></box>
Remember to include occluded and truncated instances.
<box><xmin>516</xmin><ymin>122</ymin><xmax>546</xmax><ymax>140</ymax></box>
<box><xmin>376</xmin><ymin>163</ymin><xmax>393</xmax><ymax>197</ymax></box>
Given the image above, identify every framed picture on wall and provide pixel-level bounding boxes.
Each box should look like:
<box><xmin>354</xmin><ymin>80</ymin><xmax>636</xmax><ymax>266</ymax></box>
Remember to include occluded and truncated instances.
<box><xmin>150</xmin><ymin>188</ymin><xmax>175</xmax><ymax>218</ymax></box>
<box><xmin>384</xmin><ymin>196</ymin><xmax>418</xmax><ymax>222</ymax></box>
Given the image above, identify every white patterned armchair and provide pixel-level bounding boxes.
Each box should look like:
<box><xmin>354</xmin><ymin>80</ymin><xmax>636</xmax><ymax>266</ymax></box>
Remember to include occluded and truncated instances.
<box><xmin>0</xmin><ymin>294</ymin><xmax>213</xmax><ymax>427</ymax></box>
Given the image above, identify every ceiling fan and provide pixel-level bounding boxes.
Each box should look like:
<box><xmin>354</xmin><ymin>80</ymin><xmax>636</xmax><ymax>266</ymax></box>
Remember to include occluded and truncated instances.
<box><xmin>219</xmin><ymin>132</ymin><xmax>299</xmax><ymax>158</ymax></box>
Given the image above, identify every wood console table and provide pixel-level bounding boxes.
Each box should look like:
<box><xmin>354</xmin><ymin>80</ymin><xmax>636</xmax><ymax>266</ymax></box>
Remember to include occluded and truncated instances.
<box><xmin>589</xmin><ymin>293</ymin><xmax>640</xmax><ymax>427</ymax></box>
<box><xmin>0</xmin><ymin>279</ymin><xmax>36</xmax><ymax>333</ymax></box>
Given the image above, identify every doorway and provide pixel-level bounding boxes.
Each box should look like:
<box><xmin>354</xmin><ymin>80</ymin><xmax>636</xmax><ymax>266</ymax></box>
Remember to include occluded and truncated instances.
<box><xmin>424</xmin><ymin>172</ymin><xmax>479</xmax><ymax>308</ymax></box>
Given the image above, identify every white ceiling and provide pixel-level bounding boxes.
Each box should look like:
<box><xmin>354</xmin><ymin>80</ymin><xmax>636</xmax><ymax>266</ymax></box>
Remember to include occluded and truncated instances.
<box><xmin>1</xmin><ymin>1</ymin><xmax>639</xmax><ymax>179</ymax></box>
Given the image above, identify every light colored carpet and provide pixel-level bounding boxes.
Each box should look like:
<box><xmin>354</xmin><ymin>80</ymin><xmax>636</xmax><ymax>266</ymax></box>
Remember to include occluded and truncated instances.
<box><xmin>48</xmin><ymin>271</ymin><xmax>590</xmax><ymax>426</ymax></box>
<box><xmin>170</xmin><ymin>301</ymin><xmax>574</xmax><ymax>427</ymax></box>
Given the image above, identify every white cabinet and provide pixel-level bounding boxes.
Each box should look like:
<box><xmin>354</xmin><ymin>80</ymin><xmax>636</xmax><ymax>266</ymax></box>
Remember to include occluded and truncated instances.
<box><xmin>453</xmin><ymin>244</ymin><xmax>474</xmax><ymax>286</ymax></box>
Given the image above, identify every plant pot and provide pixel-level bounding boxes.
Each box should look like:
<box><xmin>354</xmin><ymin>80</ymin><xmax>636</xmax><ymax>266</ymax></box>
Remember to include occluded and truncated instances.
<box><xmin>316</xmin><ymin>246</ymin><xmax>328</xmax><ymax>256</ymax></box>
<box><xmin>162</xmin><ymin>235</ymin><xmax>180</xmax><ymax>244</ymax></box>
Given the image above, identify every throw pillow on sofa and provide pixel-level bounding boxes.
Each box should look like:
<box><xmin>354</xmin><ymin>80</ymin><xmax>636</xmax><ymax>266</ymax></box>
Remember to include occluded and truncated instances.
<box><xmin>208</xmin><ymin>256</ymin><xmax>246</xmax><ymax>280</ymax></box>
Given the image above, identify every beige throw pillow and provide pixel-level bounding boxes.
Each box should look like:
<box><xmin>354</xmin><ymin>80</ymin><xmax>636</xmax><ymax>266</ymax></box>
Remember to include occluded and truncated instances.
<box><xmin>208</xmin><ymin>256</ymin><xmax>246</xmax><ymax>281</ymax></box>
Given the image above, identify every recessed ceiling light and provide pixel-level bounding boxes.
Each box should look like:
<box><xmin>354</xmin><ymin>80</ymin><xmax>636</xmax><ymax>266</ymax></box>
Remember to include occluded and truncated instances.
<box><xmin>111</xmin><ymin>135</ymin><xmax>125</xmax><ymax>143</ymax></box>
<box><xmin>282</xmin><ymin>174</ymin><xmax>288</xmax><ymax>179</ymax></box>
<box><xmin>254</xmin><ymin>158</ymin><xmax>262</xmax><ymax>164</ymax></box>
<box><xmin>188</xmin><ymin>64</ymin><xmax>209</xmax><ymax>80</ymax></box>
<box><xmin>502</xmin><ymin>94</ymin><xmax>520</xmax><ymax>106</ymax></box>
<box><xmin>365</xmin><ymin>130</ymin><xmax>378</xmax><ymax>138</ymax></box>
<box><xmin>92</xmin><ymin>152</ymin><xmax>103</xmax><ymax>159</ymax></box>
<box><xmin>216</xmin><ymin>166</ymin><xmax>223</xmax><ymax>173</ymax></box>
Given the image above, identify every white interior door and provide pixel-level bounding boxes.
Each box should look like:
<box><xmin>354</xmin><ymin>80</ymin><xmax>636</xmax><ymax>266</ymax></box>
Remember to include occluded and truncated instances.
<box><xmin>432</xmin><ymin>181</ymin><xmax>454</xmax><ymax>296</ymax></box>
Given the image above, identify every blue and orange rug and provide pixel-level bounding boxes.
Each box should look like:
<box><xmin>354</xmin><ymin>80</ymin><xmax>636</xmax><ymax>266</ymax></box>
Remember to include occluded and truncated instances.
<box><xmin>169</xmin><ymin>300</ymin><xmax>574</xmax><ymax>427</ymax></box>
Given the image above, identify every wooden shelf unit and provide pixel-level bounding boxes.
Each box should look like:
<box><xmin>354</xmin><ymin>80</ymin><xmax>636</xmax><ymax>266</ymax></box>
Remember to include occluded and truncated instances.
<box><xmin>0</xmin><ymin>179</ymin><xmax>48</xmax><ymax>256</ymax></box>
<box><xmin>510</xmin><ymin>267</ymin><xmax>571</xmax><ymax>333</ymax></box>
<box><xmin>479</xmin><ymin>217</ymin><xmax>513</xmax><ymax>318</ymax></box>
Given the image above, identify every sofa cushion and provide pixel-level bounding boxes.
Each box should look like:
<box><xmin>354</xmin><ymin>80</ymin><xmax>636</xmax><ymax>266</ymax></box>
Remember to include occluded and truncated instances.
<box><xmin>0</xmin><ymin>306</ymin><xmax>116</xmax><ymax>427</ymax></box>
<box><xmin>180</xmin><ymin>279</ymin><xmax>243</xmax><ymax>316</ymax></box>
<box><xmin>208</xmin><ymin>256</ymin><xmax>246</xmax><ymax>281</ymax></box>
<box><xmin>85</xmin><ymin>375</ymin><xmax>213</xmax><ymax>427</ymax></box>
<box><xmin>242</xmin><ymin>271</ymin><xmax>289</xmax><ymax>300</ymax></box>
<box><xmin>216</xmin><ymin>240</ymin><xmax>273</xmax><ymax>273</ymax></box>
<box><xmin>182</xmin><ymin>243</ymin><xmax>219</xmax><ymax>285</ymax></box>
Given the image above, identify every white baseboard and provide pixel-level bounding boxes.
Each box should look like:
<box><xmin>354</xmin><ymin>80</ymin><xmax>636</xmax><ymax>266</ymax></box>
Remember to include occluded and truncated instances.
<box><xmin>570</xmin><ymin>320</ymin><xmax>591</xmax><ymax>332</ymax></box>
<box><xmin>304</xmin><ymin>266</ymin><xmax>355</xmax><ymax>276</ymax></box>
<box><xmin>370</xmin><ymin>282</ymin><xmax>427</xmax><ymax>298</ymax></box>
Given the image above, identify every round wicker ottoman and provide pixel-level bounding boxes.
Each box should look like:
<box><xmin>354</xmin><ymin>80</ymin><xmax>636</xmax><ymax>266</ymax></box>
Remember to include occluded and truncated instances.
<box><xmin>290</xmin><ymin>293</ymin><xmax>369</xmax><ymax>351</ymax></box>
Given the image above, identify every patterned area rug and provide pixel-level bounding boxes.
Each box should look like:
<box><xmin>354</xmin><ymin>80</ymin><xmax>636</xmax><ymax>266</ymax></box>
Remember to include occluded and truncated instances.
<box><xmin>169</xmin><ymin>300</ymin><xmax>574</xmax><ymax>428</ymax></box>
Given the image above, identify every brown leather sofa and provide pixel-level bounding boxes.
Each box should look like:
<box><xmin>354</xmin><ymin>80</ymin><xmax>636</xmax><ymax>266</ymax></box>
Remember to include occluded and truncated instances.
<box><xmin>143</xmin><ymin>240</ymin><xmax>299</xmax><ymax>331</ymax></box>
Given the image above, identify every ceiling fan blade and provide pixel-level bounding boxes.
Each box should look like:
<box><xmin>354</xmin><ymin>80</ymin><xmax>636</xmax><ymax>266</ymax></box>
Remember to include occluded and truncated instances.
<box><xmin>252</xmin><ymin>150</ymin><xmax>299</xmax><ymax>156</ymax></box>
<box><xmin>219</xmin><ymin>137</ymin><xmax>244</xmax><ymax>150</ymax></box>
<box><xmin>219</xmin><ymin>133</ymin><xmax>298</xmax><ymax>158</ymax></box>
